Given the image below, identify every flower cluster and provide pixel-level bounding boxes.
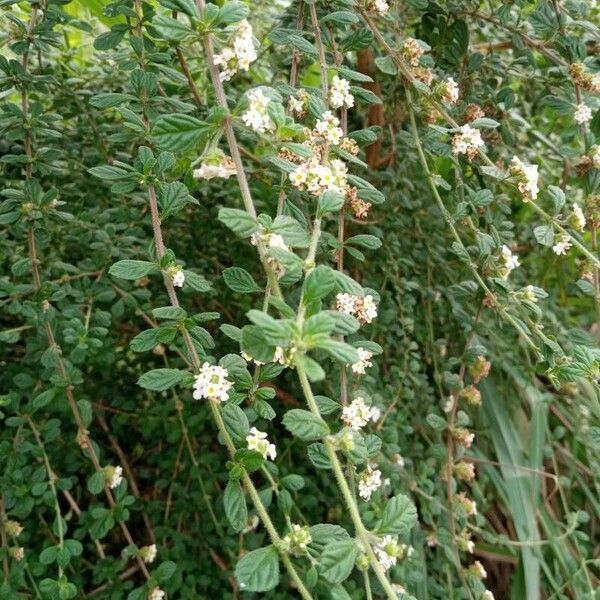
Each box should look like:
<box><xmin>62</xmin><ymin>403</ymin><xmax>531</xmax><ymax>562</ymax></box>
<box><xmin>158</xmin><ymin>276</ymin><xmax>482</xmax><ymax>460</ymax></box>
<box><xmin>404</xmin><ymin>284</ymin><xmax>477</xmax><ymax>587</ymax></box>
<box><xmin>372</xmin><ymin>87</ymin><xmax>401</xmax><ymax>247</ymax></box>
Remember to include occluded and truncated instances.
<box><xmin>288</xmin><ymin>88</ymin><xmax>309</xmax><ymax>117</ymax></box>
<box><xmin>250</xmin><ymin>229</ymin><xmax>289</xmax><ymax>276</ymax></box>
<box><xmin>439</xmin><ymin>77</ymin><xmax>460</xmax><ymax>104</ymax></box>
<box><xmin>193</xmin><ymin>155</ymin><xmax>236</xmax><ymax>180</ymax></box>
<box><xmin>315</xmin><ymin>111</ymin><xmax>344</xmax><ymax>145</ymax></box>
<box><xmin>574</xmin><ymin>103</ymin><xmax>593</xmax><ymax>125</ymax></box>
<box><xmin>358</xmin><ymin>463</ymin><xmax>382</xmax><ymax>500</ymax></box>
<box><xmin>457</xmin><ymin>529</ymin><xmax>475</xmax><ymax>553</ymax></box>
<box><xmin>214</xmin><ymin>19</ymin><xmax>257</xmax><ymax>81</ymax></box>
<box><xmin>346</xmin><ymin>187</ymin><xmax>372</xmax><ymax>219</ymax></box>
<box><xmin>341</xmin><ymin>396</ymin><xmax>378</xmax><ymax>430</ymax></box>
<box><xmin>455</xmin><ymin>491</ymin><xmax>477</xmax><ymax>516</ymax></box>
<box><xmin>281</xmin><ymin>524</ymin><xmax>312</xmax><ymax>556</ymax></box>
<box><xmin>468</xmin><ymin>356</ymin><xmax>491</xmax><ymax>384</ymax></box>
<box><xmin>351</xmin><ymin>347</ymin><xmax>373</xmax><ymax>375</ymax></box>
<box><xmin>140</xmin><ymin>544</ymin><xmax>157</xmax><ymax>564</ymax></box>
<box><xmin>452</xmin><ymin>427</ymin><xmax>475</xmax><ymax>448</ymax></box>
<box><xmin>499</xmin><ymin>244</ymin><xmax>520</xmax><ymax>279</ymax></box>
<box><xmin>289</xmin><ymin>158</ymin><xmax>348</xmax><ymax>196</ymax></box>
<box><xmin>570</xmin><ymin>63</ymin><xmax>600</xmax><ymax>94</ymax></box>
<box><xmin>9</xmin><ymin>547</ymin><xmax>24</xmax><ymax>561</ymax></box>
<box><xmin>193</xmin><ymin>363</ymin><xmax>233</xmax><ymax>402</ymax></box>
<box><xmin>104</xmin><ymin>465</ymin><xmax>123</xmax><ymax>489</ymax></box>
<box><xmin>328</xmin><ymin>76</ymin><xmax>354</xmax><ymax>109</ymax></box>
<box><xmin>591</xmin><ymin>145</ymin><xmax>600</xmax><ymax>168</ymax></box>
<box><xmin>402</xmin><ymin>37</ymin><xmax>425</xmax><ymax>67</ymax></box>
<box><xmin>336</xmin><ymin>293</ymin><xmax>378</xmax><ymax>324</ymax></box>
<box><xmin>367</xmin><ymin>0</ymin><xmax>389</xmax><ymax>16</ymax></box>
<box><xmin>165</xmin><ymin>264</ymin><xmax>185</xmax><ymax>288</ymax></box>
<box><xmin>452</xmin><ymin>124</ymin><xmax>485</xmax><ymax>160</ymax></box>
<box><xmin>552</xmin><ymin>234</ymin><xmax>572</xmax><ymax>256</ymax></box>
<box><xmin>455</xmin><ymin>461</ymin><xmax>476</xmax><ymax>482</ymax></box>
<box><xmin>148</xmin><ymin>587</ymin><xmax>165</xmax><ymax>600</ymax></box>
<box><xmin>5</xmin><ymin>520</ymin><xmax>23</xmax><ymax>537</ymax></box>
<box><xmin>242</xmin><ymin>89</ymin><xmax>274</xmax><ymax>134</ymax></box>
<box><xmin>246</xmin><ymin>427</ymin><xmax>276</xmax><ymax>460</ymax></box>
<box><xmin>469</xmin><ymin>561</ymin><xmax>487</xmax><ymax>579</ymax></box>
<box><xmin>570</xmin><ymin>203</ymin><xmax>587</xmax><ymax>231</ymax></box>
<box><xmin>374</xmin><ymin>536</ymin><xmax>411</xmax><ymax>571</ymax></box>
<box><xmin>510</xmin><ymin>156</ymin><xmax>540</xmax><ymax>200</ymax></box>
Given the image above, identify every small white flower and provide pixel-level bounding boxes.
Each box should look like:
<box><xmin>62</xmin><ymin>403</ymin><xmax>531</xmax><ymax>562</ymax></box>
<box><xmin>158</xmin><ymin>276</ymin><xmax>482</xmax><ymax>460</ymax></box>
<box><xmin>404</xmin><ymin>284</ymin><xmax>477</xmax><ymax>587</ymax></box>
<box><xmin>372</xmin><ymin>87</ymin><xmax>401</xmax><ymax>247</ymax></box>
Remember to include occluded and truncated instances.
<box><xmin>374</xmin><ymin>535</ymin><xmax>404</xmax><ymax>571</ymax></box>
<box><xmin>328</xmin><ymin>76</ymin><xmax>354</xmax><ymax>110</ymax></box>
<box><xmin>358</xmin><ymin>464</ymin><xmax>382</xmax><ymax>501</ymax></box>
<box><xmin>470</xmin><ymin>560</ymin><xmax>487</xmax><ymax>579</ymax></box>
<box><xmin>482</xmin><ymin>591</ymin><xmax>495</xmax><ymax>600</ymax></box>
<box><xmin>444</xmin><ymin>395</ymin><xmax>456</xmax><ymax>413</ymax></box>
<box><xmin>10</xmin><ymin>547</ymin><xmax>24</xmax><ymax>561</ymax></box>
<box><xmin>172</xmin><ymin>268</ymin><xmax>185</xmax><ymax>288</ymax></box>
<box><xmin>552</xmin><ymin>234</ymin><xmax>572</xmax><ymax>256</ymax></box>
<box><xmin>394</xmin><ymin>454</ymin><xmax>405</xmax><ymax>468</ymax></box>
<box><xmin>441</xmin><ymin>77</ymin><xmax>459</xmax><ymax>104</ymax></box>
<box><xmin>193</xmin><ymin>156</ymin><xmax>236</xmax><ymax>180</ymax></box>
<box><xmin>246</xmin><ymin>427</ymin><xmax>276</xmax><ymax>460</ymax></box>
<box><xmin>522</xmin><ymin>285</ymin><xmax>538</xmax><ymax>303</ymax></box>
<box><xmin>141</xmin><ymin>544</ymin><xmax>157</xmax><ymax>564</ymax></box>
<box><xmin>214</xmin><ymin>19</ymin><xmax>257</xmax><ymax>81</ymax></box>
<box><xmin>242</xmin><ymin>89</ymin><xmax>274</xmax><ymax>134</ymax></box>
<box><xmin>574</xmin><ymin>103</ymin><xmax>593</xmax><ymax>125</ymax></box>
<box><xmin>452</xmin><ymin>124</ymin><xmax>485</xmax><ymax>160</ymax></box>
<box><xmin>341</xmin><ymin>396</ymin><xmax>378</xmax><ymax>430</ymax></box>
<box><xmin>510</xmin><ymin>156</ymin><xmax>539</xmax><ymax>200</ymax></box>
<box><xmin>571</xmin><ymin>203</ymin><xmax>587</xmax><ymax>231</ymax></box>
<box><xmin>368</xmin><ymin>0</ymin><xmax>389</xmax><ymax>16</ymax></box>
<box><xmin>148</xmin><ymin>587</ymin><xmax>165</xmax><ymax>600</ymax></box>
<box><xmin>193</xmin><ymin>363</ymin><xmax>233</xmax><ymax>402</ymax></box>
<box><xmin>500</xmin><ymin>244</ymin><xmax>520</xmax><ymax>279</ymax></box>
<box><xmin>242</xmin><ymin>514</ymin><xmax>260</xmax><ymax>534</ymax></box>
<box><xmin>104</xmin><ymin>465</ymin><xmax>123</xmax><ymax>489</ymax></box>
<box><xmin>351</xmin><ymin>347</ymin><xmax>374</xmax><ymax>374</ymax></box>
<box><xmin>591</xmin><ymin>144</ymin><xmax>600</xmax><ymax>168</ymax></box>
<box><xmin>281</xmin><ymin>524</ymin><xmax>312</xmax><ymax>556</ymax></box>
<box><xmin>315</xmin><ymin>111</ymin><xmax>344</xmax><ymax>145</ymax></box>
<box><xmin>335</xmin><ymin>293</ymin><xmax>378</xmax><ymax>324</ymax></box>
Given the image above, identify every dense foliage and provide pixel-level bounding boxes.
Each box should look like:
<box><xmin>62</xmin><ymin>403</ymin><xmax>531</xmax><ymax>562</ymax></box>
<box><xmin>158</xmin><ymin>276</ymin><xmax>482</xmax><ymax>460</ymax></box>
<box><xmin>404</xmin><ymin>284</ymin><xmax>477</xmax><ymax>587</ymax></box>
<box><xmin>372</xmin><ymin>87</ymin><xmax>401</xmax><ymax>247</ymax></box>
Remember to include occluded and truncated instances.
<box><xmin>1</xmin><ymin>0</ymin><xmax>600</xmax><ymax>598</ymax></box>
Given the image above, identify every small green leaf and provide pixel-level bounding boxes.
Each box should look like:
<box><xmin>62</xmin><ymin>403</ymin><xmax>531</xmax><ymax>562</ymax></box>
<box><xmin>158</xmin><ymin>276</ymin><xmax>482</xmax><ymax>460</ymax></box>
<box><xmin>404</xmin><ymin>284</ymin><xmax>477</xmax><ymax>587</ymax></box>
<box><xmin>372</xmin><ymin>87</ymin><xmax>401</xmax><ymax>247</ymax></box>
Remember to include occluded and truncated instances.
<box><xmin>151</xmin><ymin>114</ymin><xmax>211</xmax><ymax>152</ymax></box>
<box><xmin>223</xmin><ymin>267</ymin><xmax>262</xmax><ymax>293</ymax></box>
<box><xmin>319</xmin><ymin>540</ymin><xmax>357</xmax><ymax>583</ymax></box>
<box><xmin>224</xmin><ymin>480</ymin><xmax>247</xmax><ymax>532</ymax></box>
<box><xmin>218</xmin><ymin>208</ymin><xmax>258</xmax><ymax>237</ymax></box>
<box><xmin>109</xmin><ymin>260</ymin><xmax>156</xmax><ymax>280</ymax></box>
<box><xmin>376</xmin><ymin>494</ymin><xmax>418</xmax><ymax>536</ymax></box>
<box><xmin>282</xmin><ymin>409</ymin><xmax>329</xmax><ymax>441</ymax></box>
<box><xmin>234</xmin><ymin>545</ymin><xmax>280</xmax><ymax>592</ymax></box>
<box><xmin>137</xmin><ymin>368</ymin><xmax>188</xmax><ymax>391</ymax></box>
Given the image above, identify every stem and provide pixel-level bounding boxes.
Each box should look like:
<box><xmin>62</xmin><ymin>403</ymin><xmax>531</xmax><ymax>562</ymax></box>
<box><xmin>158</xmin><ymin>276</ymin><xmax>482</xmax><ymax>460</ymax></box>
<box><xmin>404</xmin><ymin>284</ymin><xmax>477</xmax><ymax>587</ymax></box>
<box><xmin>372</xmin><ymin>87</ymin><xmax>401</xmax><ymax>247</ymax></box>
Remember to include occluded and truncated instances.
<box><xmin>0</xmin><ymin>497</ymin><xmax>9</xmax><ymax>581</ymax></box>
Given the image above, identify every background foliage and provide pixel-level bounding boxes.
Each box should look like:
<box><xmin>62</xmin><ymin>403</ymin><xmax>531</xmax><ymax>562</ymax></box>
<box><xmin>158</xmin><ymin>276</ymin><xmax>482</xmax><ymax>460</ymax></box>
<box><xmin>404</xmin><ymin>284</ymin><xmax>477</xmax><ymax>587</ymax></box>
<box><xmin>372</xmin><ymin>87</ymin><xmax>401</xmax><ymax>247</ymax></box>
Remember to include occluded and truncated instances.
<box><xmin>1</xmin><ymin>0</ymin><xmax>600</xmax><ymax>599</ymax></box>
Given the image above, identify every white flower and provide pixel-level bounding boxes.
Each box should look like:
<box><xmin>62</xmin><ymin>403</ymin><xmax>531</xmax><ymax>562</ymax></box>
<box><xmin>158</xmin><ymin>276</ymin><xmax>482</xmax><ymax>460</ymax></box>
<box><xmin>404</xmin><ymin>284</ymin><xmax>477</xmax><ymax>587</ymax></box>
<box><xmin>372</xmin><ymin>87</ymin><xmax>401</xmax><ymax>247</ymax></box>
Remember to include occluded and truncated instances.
<box><xmin>452</xmin><ymin>124</ymin><xmax>485</xmax><ymax>160</ymax></box>
<box><xmin>10</xmin><ymin>547</ymin><xmax>24</xmax><ymax>561</ymax></box>
<box><xmin>104</xmin><ymin>465</ymin><xmax>123</xmax><ymax>489</ymax></box>
<box><xmin>374</xmin><ymin>535</ymin><xmax>402</xmax><ymax>571</ymax></box>
<box><xmin>246</xmin><ymin>427</ymin><xmax>276</xmax><ymax>460</ymax></box>
<box><xmin>370</xmin><ymin>406</ymin><xmax>381</xmax><ymax>422</ymax></box>
<box><xmin>242</xmin><ymin>514</ymin><xmax>260</xmax><ymax>534</ymax></box>
<box><xmin>335</xmin><ymin>293</ymin><xmax>378</xmax><ymax>324</ymax></box>
<box><xmin>242</xmin><ymin>89</ymin><xmax>274</xmax><ymax>134</ymax></box>
<box><xmin>315</xmin><ymin>111</ymin><xmax>344</xmax><ymax>145</ymax></box>
<box><xmin>482</xmin><ymin>591</ymin><xmax>495</xmax><ymax>600</ymax></box>
<box><xmin>172</xmin><ymin>268</ymin><xmax>185</xmax><ymax>288</ymax></box>
<box><xmin>289</xmin><ymin>158</ymin><xmax>348</xmax><ymax>197</ymax></box>
<box><xmin>441</xmin><ymin>77</ymin><xmax>459</xmax><ymax>104</ymax></box>
<box><xmin>500</xmin><ymin>244</ymin><xmax>520</xmax><ymax>279</ymax></box>
<box><xmin>148</xmin><ymin>587</ymin><xmax>165</xmax><ymax>600</ymax></box>
<box><xmin>571</xmin><ymin>203</ymin><xmax>587</xmax><ymax>231</ymax></box>
<box><xmin>358</xmin><ymin>464</ymin><xmax>382</xmax><ymax>501</ymax></box>
<box><xmin>394</xmin><ymin>454</ymin><xmax>405</xmax><ymax>468</ymax></box>
<box><xmin>444</xmin><ymin>395</ymin><xmax>456</xmax><ymax>413</ymax></box>
<box><xmin>402</xmin><ymin>38</ymin><xmax>425</xmax><ymax>67</ymax></box>
<box><xmin>281</xmin><ymin>524</ymin><xmax>312</xmax><ymax>556</ymax></box>
<box><xmin>470</xmin><ymin>560</ymin><xmax>487</xmax><ymax>579</ymax></box>
<box><xmin>574</xmin><ymin>103</ymin><xmax>593</xmax><ymax>125</ymax></box>
<box><xmin>214</xmin><ymin>19</ymin><xmax>257</xmax><ymax>81</ymax></box>
<box><xmin>368</xmin><ymin>0</ymin><xmax>389</xmax><ymax>16</ymax></box>
<box><xmin>510</xmin><ymin>156</ymin><xmax>539</xmax><ymax>200</ymax></box>
<box><xmin>351</xmin><ymin>347</ymin><xmax>373</xmax><ymax>374</ymax></box>
<box><xmin>5</xmin><ymin>521</ymin><xmax>23</xmax><ymax>537</ymax></box>
<box><xmin>552</xmin><ymin>234</ymin><xmax>572</xmax><ymax>256</ymax></box>
<box><xmin>241</xmin><ymin>351</ymin><xmax>264</xmax><ymax>366</ymax></box>
<box><xmin>141</xmin><ymin>544</ymin><xmax>157</xmax><ymax>564</ymax></box>
<box><xmin>341</xmin><ymin>396</ymin><xmax>378</xmax><ymax>430</ymax></box>
<box><xmin>193</xmin><ymin>156</ymin><xmax>236</xmax><ymax>180</ymax></box>
<box><xmin>522</xmin><ymin>285</ymin><xmax>538</xmax><ymax>303</ymax></box>
<box><xmin>250</xmin><ymin>230</ymin><xmax>289</xmax><ymax>276</ymax></box>
<box><xmin>591</xmin><ymin>145</ymin><xmax>600</xmax><ymax>168</ymax></box>
<box><xmin>328</xmin><ymin>76</ymin><xmax>354</xmax><ymax>109</ymax></box>
<box><xmin>193</xmin><ymin>363</ymin><xmax>233</xmax><ymax>402</ymax></box>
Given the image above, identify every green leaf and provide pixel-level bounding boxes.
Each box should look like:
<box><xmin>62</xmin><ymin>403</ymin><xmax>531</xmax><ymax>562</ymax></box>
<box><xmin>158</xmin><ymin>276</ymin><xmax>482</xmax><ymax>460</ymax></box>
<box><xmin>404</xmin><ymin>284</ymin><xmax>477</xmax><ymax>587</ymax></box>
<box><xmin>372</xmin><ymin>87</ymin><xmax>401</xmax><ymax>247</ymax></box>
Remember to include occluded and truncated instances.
<box><xmin>223</xmin><ymin>267</ymin><xmax>262</xmax><ymax>293</ymax></box>
<box><xmin>130</xmin><ymin>329</ymin><xmax>160</xmax><ymax>352</ymax></box>
<box><xmin>89</xmin><ymin>93</ymin><xmax>134</xmax><ymax>109</ymax></box>
<box><xmin>317</xmin><ymin>190</ymin><xmax>344</xmax><ymax>217</ymax></box>
<box><xmin>533</xmin><ymin>224</ymin><xmax>554</xmax><ymax>247</ymax></box>
<box><xmin>218</xmin><ymin>208</ymin><xmax>258</xmax><ymax>237</ymax></box>
<box><xmin>151</xmin><ymin>114</ymin><xmax>211</xmax><ymax>152</ymax></box>
<box><xmin>109</xmin><ymin>260</ymin><xmax>156</xmax><ymax>280</ymax></box>
<box><xmin>241</xmin><ymin>325</ymin><xmax>276</xmax><ymax>363</ymax></box>
<box><xmin>376</xmin><ymin>494</ymin><xmax>418</xmax><ymax>536</ymax></box>
<box><xmin>282</xmin><ymin>409</ymin><xmax>329</xmax><ymax>441</ymax></box>
<box><xmin>221</xmin><ymin>403</ymin><xmax>250</xmax><ymax>444</ymax></box>
<box><xmin>314</xmin><ymin>339</ymin><xmax>360</xmax><ymax>364</ymax></box>
<box><xmin>234</xmin><ymin>545</ymin><xmax>280</xmax><ymax>592</ymax></box>
<box><xmin>224</xmin><ymin>480</ymin><xmax>247</xmax><ymax>532</ymax></box>
<box><xmin>319</xmin><ymin>540</ymin><xmax>357</xmax><ymax>583</ymax></box>
<box><xmin>303</xmin><ymin>265</ymin><xmax>335</xmax><ymax>304</ymax></box>
<box><xmin>152</xmin><ymin>306</ymin><xmax>187</xmax><ymax>320</ymax></box>
<box><xmin>271</xmin><ymin>215</ymin><xmax>309</xmax><ymax>247</ymax></box>
<box><xmin>321</xmin><ymin>10</ymin><xmax>359</xmax><ymax>25</ymax></box>
<box><xmin>287</xmin><ymin>34</ymin><xmax>318</xmax><ymax>57</ymax></box>
<box><xmin>137</xmin><ymin>368</ymin><xmax>188</xmax><ymax>391</ymax></box>
<box><xmin>152</xmin><ymin>15</ymin><xmax>192</xmax><ymax>41</ymax></box>
<box><xmin>346</xmin><ymin>234</ymin><xmax>382</xmax><ymax>250</ymax></box>
<box><xmin>87</xmin><ymin>471</ymin><xmax>106</xmax><ymax>495</ymax></box>
<box><xmin>374</xmin><ymin>56</ymin><xmax>397</xmax><ymax>75</ymax></box>
<box><xmin>215</xmin><ymin>1</ymin><xmax>249</xmax><ymax>25</ymax></box>
<box><xmin>158</xmin><ymin>0</ymin><xmax>197</xmax><ymax>16</ymax></box>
